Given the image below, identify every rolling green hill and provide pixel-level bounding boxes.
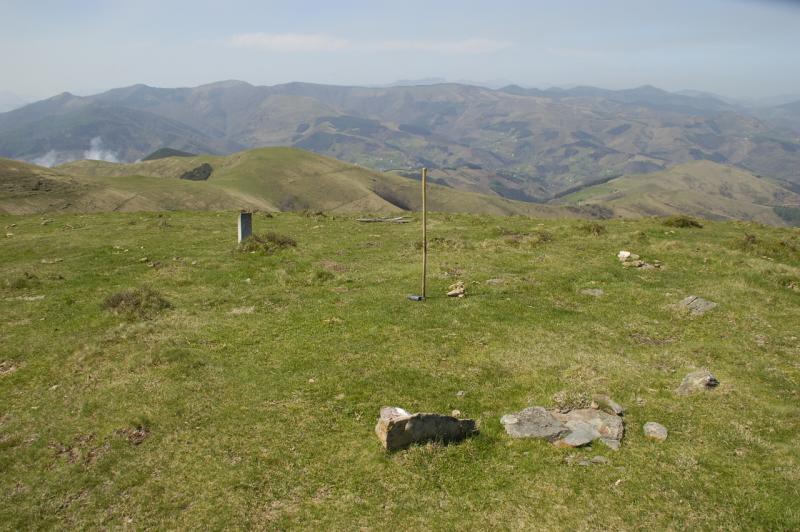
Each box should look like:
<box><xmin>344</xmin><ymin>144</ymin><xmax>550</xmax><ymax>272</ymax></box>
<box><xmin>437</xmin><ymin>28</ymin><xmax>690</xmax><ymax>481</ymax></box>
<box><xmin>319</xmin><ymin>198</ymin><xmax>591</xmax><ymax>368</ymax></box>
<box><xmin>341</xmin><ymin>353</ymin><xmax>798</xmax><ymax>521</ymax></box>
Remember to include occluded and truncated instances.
<box><xmin>558</xmin><ymin>161</ymin><xmax>800</xmax><ymax>226</ymax></box>
<box><xmin>1</xmin><ymin>148</ymin><xmax>586</xmax><ymax>218</ymax></box>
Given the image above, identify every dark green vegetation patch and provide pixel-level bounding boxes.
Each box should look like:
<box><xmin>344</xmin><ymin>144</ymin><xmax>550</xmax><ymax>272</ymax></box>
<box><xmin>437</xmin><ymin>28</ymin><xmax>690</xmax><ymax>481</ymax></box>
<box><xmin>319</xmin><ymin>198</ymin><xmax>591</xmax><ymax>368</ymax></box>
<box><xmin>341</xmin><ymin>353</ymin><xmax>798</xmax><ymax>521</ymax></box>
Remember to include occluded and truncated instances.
<box><xmin>179</xmin><ymin>163</ymin><xmax>213</xmax><ymax>181</ymax></box>
<box><xmin>103</xmin><ymin>287</ymin><xmax>172</xmax><ymax>319</ymax></box>
<box><xmin>238</xmin><ymin>232</ymin><xmax>297</xmax><ymax>254</ymax></box>
<box><xmin>142</xmin><ymin>148</ymin><xmax>196</xmax><ymax>161</ymax></box>
<box><xmin>663</xmin><ymin>215</ymin><xmax>704</xmax><ymax>228</ymax></box>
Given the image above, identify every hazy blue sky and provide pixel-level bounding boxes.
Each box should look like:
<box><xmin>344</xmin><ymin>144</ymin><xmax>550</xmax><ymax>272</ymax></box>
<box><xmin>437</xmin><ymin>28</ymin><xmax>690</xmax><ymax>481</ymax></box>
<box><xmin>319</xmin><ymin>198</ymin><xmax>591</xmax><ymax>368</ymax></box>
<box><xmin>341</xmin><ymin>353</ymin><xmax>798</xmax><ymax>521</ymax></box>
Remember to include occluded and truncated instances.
<box><xmin>1</xmin><ymin>0</ymin><xmax>798</xmax><ymax>100</ymax></box>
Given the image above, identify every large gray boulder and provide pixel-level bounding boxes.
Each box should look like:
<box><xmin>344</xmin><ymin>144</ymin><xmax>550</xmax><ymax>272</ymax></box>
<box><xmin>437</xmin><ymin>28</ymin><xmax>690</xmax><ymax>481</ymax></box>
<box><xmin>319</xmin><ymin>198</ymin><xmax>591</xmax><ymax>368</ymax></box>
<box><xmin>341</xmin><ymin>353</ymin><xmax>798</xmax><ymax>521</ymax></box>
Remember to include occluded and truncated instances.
<box><xmin>677</xmin><ymin>370</ymin><xmax>720</xmax><ymax>395</ymax></box>
<box><xmin>375</xmin><ymin>407</ymin><xmax>478</xmax><ymax>451</ymax></box>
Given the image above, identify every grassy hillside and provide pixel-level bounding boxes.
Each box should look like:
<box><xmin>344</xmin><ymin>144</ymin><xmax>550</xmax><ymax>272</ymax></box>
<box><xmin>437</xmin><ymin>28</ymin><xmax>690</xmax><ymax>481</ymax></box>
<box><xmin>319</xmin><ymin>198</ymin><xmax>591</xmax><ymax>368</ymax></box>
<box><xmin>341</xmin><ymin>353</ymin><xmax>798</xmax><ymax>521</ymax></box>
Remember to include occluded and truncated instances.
<box><xmin>3</xmin><ymin>148</ymin><xmax>586</xmax><ymax>218</ymax></box>
<box><xmin>1</xmin><ymin>211</ymin><xmax>798</xmax><ymax>528</ymax></box>
<box><xmin>559</xmin><ymin>161</ymin><xmax>800</xmax><ymax>226</ymax></box>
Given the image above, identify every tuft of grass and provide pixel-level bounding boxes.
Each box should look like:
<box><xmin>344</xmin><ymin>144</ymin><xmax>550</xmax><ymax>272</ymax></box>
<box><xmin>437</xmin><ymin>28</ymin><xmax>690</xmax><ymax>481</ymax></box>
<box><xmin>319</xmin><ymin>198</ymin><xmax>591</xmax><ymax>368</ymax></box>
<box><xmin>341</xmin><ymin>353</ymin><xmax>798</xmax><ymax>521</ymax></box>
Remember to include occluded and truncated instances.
<box><xmin>735</xmin><ymin>232</ymin><xmax>799</xmax><ymax>262</ymax></box>
<box><xmin>578</xmin><ymin>222</ymin><xmax>607</xmax><ymax>236</ymax></box>
<box><xmin>663</xmin><ymin>215</ymin><xmax>703</xmax><ymax>228</ymax></box>
<box><xmin>5</xmin><ymin>272</ymin><xmax>39</xmax><ymax>289</ymax></box>
<box><xmin>103</xmin><ymin>287</ymin><xmax>171</xmax><ymax>320</ymax></box>
<box><xmin>238</xmin><ymin>232</ymin><xmax>297</xmax><ymax>254</ymax></box>
<box><xmin>309</xmin><ymin>270</ymin><xmax>335</xmax><ymax>284</ymax></box>
<box><xmin>501</xmin><ymin>230</ymin><xmax>553</xmax><ymax>247</ymax></box>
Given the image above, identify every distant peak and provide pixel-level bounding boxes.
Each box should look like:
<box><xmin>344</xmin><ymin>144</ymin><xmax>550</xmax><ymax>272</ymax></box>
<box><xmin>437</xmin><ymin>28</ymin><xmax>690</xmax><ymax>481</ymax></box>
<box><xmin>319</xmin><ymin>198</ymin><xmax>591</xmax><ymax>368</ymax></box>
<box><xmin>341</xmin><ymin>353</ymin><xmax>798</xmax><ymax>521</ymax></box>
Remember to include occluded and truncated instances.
<box><xmin>198</xmin><ymin>80</ymin><xmax>253</xmax><ymax>89</ymax></box>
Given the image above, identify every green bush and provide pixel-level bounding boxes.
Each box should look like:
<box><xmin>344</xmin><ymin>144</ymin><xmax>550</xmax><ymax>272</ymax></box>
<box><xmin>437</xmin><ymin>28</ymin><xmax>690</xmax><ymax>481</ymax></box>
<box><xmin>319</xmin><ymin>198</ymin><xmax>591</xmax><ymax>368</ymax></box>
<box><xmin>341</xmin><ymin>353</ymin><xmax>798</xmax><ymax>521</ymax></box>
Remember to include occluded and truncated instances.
<box><xmin>578</xmin><ymin>222</ymin><xmax>607</xmax><ymax>236</ymax></box>
<box><xmin>663</xmin><ymin>215</ymin><xmax>703</xmax><ymax>228</ymax></box>
<box><xmin>238</xmin><ymin>232</ymin><xmax>297</xmax><ymax>254</ymax></box>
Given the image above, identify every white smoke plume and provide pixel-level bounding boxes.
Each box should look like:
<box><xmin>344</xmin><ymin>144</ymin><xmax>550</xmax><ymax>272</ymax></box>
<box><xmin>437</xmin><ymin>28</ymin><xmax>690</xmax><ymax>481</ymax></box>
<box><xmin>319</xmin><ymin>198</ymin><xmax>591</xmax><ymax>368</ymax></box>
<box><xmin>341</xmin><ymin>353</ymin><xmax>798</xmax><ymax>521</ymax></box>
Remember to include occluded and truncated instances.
<box><xmin>31</xmin><ymin>150</ymin><xmax>63</xmax><ymax>168</ymax></box>
<box><xmin>29</xmin><ymin>136</ymin><xmax>122</xmax><ymax>167</ymax></box>
<box><xmin>83</xmin><ymin>136</ymin><xmax>120</xmax><ymax>163</ymax></box>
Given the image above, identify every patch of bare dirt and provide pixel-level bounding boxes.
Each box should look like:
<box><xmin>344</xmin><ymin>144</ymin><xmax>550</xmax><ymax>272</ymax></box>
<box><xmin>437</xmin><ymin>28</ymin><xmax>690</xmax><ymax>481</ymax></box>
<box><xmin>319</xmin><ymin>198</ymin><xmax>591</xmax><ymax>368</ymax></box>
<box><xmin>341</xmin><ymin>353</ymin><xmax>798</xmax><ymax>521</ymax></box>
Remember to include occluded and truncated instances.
<box><xmin>318</xmin><ymin>260</ymin><xmax>347</xmax><ymax>273</ymax></box>
<box><xmin>0</xmin><ymin>361</ymin><xmax>19</xmax><ymax>376</ymax></box>
<box><xmin>49</xmin><ymin>434</ymin><xmax>108</xmax><ymax>465</ymax></box>
<box><xmin>116</xmin><ymin>425</ymin><xmax>150</xmax><ymax>445</ymax></box>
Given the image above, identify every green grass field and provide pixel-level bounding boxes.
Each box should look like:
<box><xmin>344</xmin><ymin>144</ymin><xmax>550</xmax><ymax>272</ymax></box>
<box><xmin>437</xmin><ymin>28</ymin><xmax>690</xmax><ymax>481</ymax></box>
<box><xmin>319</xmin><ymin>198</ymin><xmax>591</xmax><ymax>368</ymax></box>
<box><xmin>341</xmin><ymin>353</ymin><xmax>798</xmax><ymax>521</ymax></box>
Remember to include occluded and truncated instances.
<box><xmin>1</xmin><ymin>211</ymin><xmax>799</xmax><ymax>529</ymax></box>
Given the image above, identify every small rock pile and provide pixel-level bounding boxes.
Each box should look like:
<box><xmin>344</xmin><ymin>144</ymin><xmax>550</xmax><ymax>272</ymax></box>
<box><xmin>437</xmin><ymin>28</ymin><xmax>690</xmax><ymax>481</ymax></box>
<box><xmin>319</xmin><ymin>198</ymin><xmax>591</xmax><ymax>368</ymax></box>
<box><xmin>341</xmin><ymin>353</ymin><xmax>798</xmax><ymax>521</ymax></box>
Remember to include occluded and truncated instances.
<box><xmin>618</xmin><ymin>250</ymin><xmax>663</xmax><ymax>270</ymax></box>
<box><xmin>500</xmin><ymin>394</ymin><xmax>625</xmax><ymax>450</ymax></box>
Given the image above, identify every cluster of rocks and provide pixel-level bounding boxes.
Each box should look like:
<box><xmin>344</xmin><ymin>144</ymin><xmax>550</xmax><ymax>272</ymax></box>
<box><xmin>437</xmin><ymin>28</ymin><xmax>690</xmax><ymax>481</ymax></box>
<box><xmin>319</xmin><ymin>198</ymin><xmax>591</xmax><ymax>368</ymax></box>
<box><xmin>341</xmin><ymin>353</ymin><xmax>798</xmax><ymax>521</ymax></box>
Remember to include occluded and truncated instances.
<box><xmin>501</xmin><ymin>395</ymin><xmax>625</xmax><ymax>450</ymax></box>
<box><xmin>618</xmin><ymin>250</ymin><xmax>663</xmax><ymax>269</ymax></box>
<box><xmin>375</xmin><ymin>370</ymin><xmax>720</xmax><ymax>452</ymax></box>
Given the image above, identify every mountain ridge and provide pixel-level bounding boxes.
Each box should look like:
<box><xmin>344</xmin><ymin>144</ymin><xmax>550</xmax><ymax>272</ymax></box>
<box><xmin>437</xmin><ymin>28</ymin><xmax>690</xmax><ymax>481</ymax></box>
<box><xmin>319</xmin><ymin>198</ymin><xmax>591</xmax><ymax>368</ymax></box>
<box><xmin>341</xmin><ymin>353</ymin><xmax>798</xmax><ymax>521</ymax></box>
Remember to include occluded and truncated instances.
<box><xmin>1</xmin><ymin>80</ymin><xmax>799</xmax><ymax>203</ymax></box>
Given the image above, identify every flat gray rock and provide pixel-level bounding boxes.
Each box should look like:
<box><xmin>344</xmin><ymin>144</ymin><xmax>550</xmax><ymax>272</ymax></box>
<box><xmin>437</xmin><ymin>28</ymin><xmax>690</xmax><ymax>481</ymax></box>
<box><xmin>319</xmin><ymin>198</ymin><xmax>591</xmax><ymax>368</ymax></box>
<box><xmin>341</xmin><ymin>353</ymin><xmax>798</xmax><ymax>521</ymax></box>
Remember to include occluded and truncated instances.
<box><xmin>644</xmin><ymin>421</ymin><xmax>668</xmax><ymax>442</ymax></box>
<box><xmin>679</xmin><ymin>295</ymin><xmax>717</xmax><ymax>316</ymax></box>
<box><xmin>677</xmin><ymin>370</ymin><xmax>720</xmax><ymax>395</ymax></box>
<box><xmin>375</xmin><ymin>406</ymin><xmax>478</xmax><ymax>451</ymax></box>
<box><xmin>554</xmin><ymin>427</ymin><xmax>595</xmax><ymax>448</ymax></box>
<box><xmin>502</xmin><ymin>406</ymin><xmax>624</xmax><ymax>450</ymax></box>
<box><xmin>591</xmin><ymin>394</ymin><xmax>625</xmax><ymax>416</ymax></box>
<box><xmin>500</xmin><ymin>407</ymin><xmax>569</xmax><ymax>441</ymax></box>
<box><xmin>580</xmin><ymin>288</ymin><xmax>605</xmax><ymax>297</ymax></box>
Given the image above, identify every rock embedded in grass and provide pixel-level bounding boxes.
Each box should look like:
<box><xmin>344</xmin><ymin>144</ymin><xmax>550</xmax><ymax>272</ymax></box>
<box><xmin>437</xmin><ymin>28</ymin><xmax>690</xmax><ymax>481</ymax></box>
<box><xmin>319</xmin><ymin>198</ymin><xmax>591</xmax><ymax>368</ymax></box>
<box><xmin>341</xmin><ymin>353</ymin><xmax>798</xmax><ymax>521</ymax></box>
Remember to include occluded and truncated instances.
<box><xmin>501</xmin><ymin>407</ymin><xmax>570</xmax><ymax>440</ymax></box>
<box><xmin>591</xmin><ymin>394</ymin><xmax>625</xmax><ymax>416</ymax></box>
<box><xmin>617</xmin><ymin>250</ymin><xmax>662</xmax><ymax>269</ymax></box>
<box><xmin>375</xmin><ymin>406</ymin><xmax>478</xmax><ymax>451</ymax></box>
<box><xmin>677</xmin><ymin>370</ymin><xmax>720</xmax><ymax>395</ymax></box>
<box><xmin>447</xmin><ymin>281</ymin><xmax>466</xmax><ymax>298</ymax></box>
<box><xmin>678</xmin><ymin>295</ymin><xmax>717</xmax><ymax>316</ymax></box>
<box><xmin>580</xmin><ymin>288</ymin><xmax>605</xmax><ymax>297</ymax></box>
<box><xmin>501</xmin><ymin>405</ymin><xmax>625</xmax><ymax>450</ymax></box>
<box><xmin>643</xmin><ymin>422</ymin><xmax>668</xmax><ymax>442</ymax></box>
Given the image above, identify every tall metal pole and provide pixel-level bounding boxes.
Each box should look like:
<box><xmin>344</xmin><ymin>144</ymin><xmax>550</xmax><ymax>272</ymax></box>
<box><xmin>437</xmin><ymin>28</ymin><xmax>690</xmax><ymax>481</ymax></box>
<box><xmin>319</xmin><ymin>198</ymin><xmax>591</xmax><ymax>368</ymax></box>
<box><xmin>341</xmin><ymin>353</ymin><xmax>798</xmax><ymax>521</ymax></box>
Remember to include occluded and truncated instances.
<box><xmin>421</xmin><ymin>167</ymin><xmax>427</xmax><ymax>300</ymax></box>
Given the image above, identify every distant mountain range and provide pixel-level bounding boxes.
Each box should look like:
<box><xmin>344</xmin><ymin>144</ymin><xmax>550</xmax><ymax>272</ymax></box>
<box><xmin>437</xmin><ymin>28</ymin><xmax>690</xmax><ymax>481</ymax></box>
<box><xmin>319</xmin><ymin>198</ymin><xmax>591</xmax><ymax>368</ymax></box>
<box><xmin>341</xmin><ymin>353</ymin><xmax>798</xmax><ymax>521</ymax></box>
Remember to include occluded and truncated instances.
<box><xmin>1</xmin><ymin>80</ymin><xmax>799</xmax><ymax>202</ymax></box>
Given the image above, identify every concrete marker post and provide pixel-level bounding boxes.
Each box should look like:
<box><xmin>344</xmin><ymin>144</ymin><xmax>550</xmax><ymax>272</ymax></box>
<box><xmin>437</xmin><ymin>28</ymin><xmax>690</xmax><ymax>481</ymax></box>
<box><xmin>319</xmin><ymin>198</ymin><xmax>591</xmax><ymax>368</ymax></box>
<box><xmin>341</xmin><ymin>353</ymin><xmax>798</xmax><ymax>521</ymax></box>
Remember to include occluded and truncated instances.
<box><xmin>238</xmin><ymin>212</ymin><xmax>253</xmax><ymax>243</ymax></box>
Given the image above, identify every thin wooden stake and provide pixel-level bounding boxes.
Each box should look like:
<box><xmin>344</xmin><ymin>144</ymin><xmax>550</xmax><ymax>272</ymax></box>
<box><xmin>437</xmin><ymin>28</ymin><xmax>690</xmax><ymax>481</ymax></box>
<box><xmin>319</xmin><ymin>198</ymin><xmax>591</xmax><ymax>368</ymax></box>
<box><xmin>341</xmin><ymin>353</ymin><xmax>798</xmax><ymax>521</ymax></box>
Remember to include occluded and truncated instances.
<box><xmin>421</xmin><ymin>167</ymin><xmax>427</xmax><ymax>299</ymax></box>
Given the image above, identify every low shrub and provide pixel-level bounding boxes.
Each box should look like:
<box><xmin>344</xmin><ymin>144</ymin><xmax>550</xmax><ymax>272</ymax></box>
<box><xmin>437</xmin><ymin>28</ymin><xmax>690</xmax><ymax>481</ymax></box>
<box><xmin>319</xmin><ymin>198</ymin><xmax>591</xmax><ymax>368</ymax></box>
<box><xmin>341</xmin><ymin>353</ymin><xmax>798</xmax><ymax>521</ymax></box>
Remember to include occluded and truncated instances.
<box><xmin>238</xmin><ymin>232</ymin><xmax>297</xmax><ymax>254</ymax></box>
<box><xmin>734</xmin><ymin>232</ymin><xmax>799</xmax><ymax>261</ymax></box>
<box><xmin>578</xmin><ymin>222</ymin><xmax>607</xmax><ymax>236</ymax></box>
<box><xmin>663</xmin><ymin>215</ymin><xmax>703</xmax><ymax>228</ymax></box>
<box><xmin>5</xmin><ymin>272</ymin><xmax>39</xmax><ymax>289</ymax></box>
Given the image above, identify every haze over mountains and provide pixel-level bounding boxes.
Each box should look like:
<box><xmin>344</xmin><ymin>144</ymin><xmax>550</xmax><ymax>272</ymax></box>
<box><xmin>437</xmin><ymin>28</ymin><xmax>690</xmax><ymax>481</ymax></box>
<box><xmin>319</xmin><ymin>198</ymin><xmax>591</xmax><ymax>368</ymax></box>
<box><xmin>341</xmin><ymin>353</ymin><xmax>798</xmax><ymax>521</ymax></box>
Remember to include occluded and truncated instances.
<box><xmin>1</xmin><ymin>80</ymin><xmax>799</xmax><ymax>205</ymax></box>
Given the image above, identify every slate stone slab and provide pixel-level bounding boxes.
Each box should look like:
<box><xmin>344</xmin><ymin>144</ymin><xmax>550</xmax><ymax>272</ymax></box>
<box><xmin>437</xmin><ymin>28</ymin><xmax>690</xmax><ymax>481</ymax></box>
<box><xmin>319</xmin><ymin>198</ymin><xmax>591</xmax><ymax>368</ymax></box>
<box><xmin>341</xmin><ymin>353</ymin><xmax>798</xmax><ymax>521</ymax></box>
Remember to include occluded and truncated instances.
<box><xmin>679</xmin><ymin>295</ymin><xmax>717</xmax><ymax>316</ymax></box>
<box><xmin>501</xmin><ymin>406</ymin><xmax>625</xmax><ymax>450</ymax></box>
<box><xmin>500</xmin><ymin>407</ymin><xmax>569</xmax><ymax>441</ymax></box>
<box><xmin>375</xmin><ymin>406</ymin><xmax>478</xmax><ymax>451</ymax></box>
